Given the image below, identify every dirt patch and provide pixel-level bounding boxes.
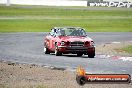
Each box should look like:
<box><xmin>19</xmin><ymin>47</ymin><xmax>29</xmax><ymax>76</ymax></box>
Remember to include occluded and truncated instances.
<box><xmin>96</xmin><ymin>41</ymin><xmax>132</xmax><ymax>56</ymax></box>
<box><xmin>0</xmin><ymin>61</ymin><xmax>132</xmax><ymax>88</ymax></box>
<box><xmin>0</xmin><ymin>61</ymin><xmax>76</xmax><ymax>88</ymax></box>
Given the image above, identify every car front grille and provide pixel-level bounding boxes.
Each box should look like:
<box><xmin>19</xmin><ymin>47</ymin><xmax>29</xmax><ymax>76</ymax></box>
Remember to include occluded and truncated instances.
<box><xmin>70</xmin><ymin>41</ymin><xmax>84</xmax><ymax>46</ymax></box>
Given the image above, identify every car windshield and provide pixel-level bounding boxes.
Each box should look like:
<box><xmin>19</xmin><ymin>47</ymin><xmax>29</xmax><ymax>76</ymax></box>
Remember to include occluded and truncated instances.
<box><xmin>59</xmin><ymin>28</ymin><xmax>87</xmax><ymax>36</ymax></box>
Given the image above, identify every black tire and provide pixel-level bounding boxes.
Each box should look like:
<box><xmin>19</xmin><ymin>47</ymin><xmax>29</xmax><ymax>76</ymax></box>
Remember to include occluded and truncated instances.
<box><xmin>128</xmin><ymin>74</ymin><xmax>131</xmax><ymax>83</ymax></box>
<box><xmin>76</xmin><ymin>76</ymin><xmax>86</xmax><ymax>86</ymax></box>
<box><xmin>88</xmin><ymin>52</ymin><xmax>95</xmax><ymax>58</ymax></box>
<box><xmin>44</xmin><ymin>47</ymin><xmax>50</xmax><ymax>54</ymax></box>
<box><xmin>77</xmin><ymin>53</ymin><xmax>83</xmax><ymax>57</ymax></box>
<box><xmin>55</xmin><ymin>46</ymin><xmax>62</xmax><ymax>56</ymax></box>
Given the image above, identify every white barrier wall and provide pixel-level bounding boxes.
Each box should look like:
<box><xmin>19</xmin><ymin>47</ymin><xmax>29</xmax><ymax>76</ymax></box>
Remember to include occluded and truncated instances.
<box><xmin>0</xmin><ymin>0</ymin><xmax>87</xmax><ymax>6</ymax></box>
<box><xmin>104</xmin><ymin>0</ymin><xmax>132</xmax><ymax>2</ymax></box>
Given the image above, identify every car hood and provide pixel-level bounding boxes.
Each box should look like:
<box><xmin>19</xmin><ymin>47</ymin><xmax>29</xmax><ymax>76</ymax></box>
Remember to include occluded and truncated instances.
<box><xmin>59</xmin><ymin>36</ymin><xmax>93</xmax><ymax>42</ymax></box>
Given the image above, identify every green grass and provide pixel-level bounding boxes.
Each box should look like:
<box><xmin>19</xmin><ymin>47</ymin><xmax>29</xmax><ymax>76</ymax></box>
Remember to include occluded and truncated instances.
<box><xmin>122</xmin><ymin>45</ymin><xmax>132</xmax><ymax>53</ymax></box>
<box><xmin>0</xmin><ymin>5</ymin><xmax>132</xmax><ymax>17</ymax></box>
<box><xmin>0</xmin><ymin>5</ymin><xmax>132</xmax><ymax>32</ymax></box>
<box><xmin>0</xmin><ymin>19</ymin><xmax>132</xmax><ymax>32</ymax></box>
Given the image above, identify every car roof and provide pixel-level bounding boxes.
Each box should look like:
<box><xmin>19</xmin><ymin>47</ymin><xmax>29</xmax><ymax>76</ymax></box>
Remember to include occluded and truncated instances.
<box><xmin>53</xmin><ymin>26</ymin><xmax>82</xmax><ymax>29</ymax></box>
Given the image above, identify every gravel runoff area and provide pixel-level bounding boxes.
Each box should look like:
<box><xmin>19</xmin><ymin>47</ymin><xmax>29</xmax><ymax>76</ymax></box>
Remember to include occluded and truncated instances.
<box><xmin>0</xmin><ymin>61</ymin><xmax>132</xmax><ymax>88</ymax></box>
<box><xmin>0</xmin><ymin>41</ymin><xmax>132</xmax><ymax>88</ymax></box>
<box><xmin>96</xmin><ymin>41</ymin><xmax>132</xmax><ymax>56</ymax></box>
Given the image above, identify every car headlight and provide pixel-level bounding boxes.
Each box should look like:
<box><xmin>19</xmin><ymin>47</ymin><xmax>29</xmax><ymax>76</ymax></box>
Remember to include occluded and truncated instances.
<box><xmin>90</xmin><ymin>41</ymin><xmax>95</xmax><ymax>46</ymax></box>
<box><xmin>61</xmin><ymin>41</ymin><xmax>65</xmax><ymax>45</ymax></box>
<box><xmin>85</xmin><ymin>41</ymin><xmax>89</xmax><ymax>45</ymax></box>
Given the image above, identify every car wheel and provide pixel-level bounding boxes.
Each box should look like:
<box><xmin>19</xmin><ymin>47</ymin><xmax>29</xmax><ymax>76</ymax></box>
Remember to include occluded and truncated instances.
<box><xmin>77</xmin><ymin>53</ymin><xmax>83</xmax><ymax>57</ymax></box>
<box><xmin>88</xmin><ymin>52</ymin><xmax>95</xmax><ymax>58</ymax></box>
<box><xmin>55</xmin><ymin>46</ymin><xmax>62</xmax><ymax>56</ymax></box>
<box><xmin>44</xmin><ymin>47</ymin><xmax>50</xmax><ymax>54</ymax></box>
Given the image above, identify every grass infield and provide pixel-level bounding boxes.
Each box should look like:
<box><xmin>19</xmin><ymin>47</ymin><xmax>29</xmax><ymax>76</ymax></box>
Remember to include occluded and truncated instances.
<box><xmin>0</xmin><ymin>5</ymin><xmax>132</xmax><ymax>32</ymax></box>
<box><xmin>121</xmin><ymin>45</ymin><xmax>132</xmax><ymax>54</ymax></box>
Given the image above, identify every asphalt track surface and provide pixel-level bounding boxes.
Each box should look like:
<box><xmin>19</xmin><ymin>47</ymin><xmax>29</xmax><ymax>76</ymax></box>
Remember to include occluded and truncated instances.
<box><xmin>0</xmin><ymin>32</ymin><xmax>132</xmax><ymax>75</ymax></box>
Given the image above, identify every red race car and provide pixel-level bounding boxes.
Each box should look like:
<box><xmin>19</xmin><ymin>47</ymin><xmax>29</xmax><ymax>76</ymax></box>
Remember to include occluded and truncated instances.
<box><xmin>44</xmin><ymin>27</ymin><xmax>95</xmax><ymax>58</ymax></box>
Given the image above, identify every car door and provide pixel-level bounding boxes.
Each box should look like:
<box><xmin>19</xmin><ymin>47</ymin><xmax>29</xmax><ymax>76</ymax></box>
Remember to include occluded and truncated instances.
<box><xmin>51</xmin><ymin>28</ymin><xmax>59</xmax><ymax>51</ymax></box>
<box><xmin>48</xmin><ymin>28</ymin><xmax>58</xmax><ymax>51</ymax></box>
<box><xmin>44</xmin><ymin>29</ymin><xmax>54</xmax><ymax>51</ymax></box>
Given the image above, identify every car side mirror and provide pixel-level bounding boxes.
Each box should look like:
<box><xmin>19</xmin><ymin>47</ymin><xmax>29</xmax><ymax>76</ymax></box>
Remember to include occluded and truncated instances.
<box><xmin>49</xmin><ymin>32</ymin><xmax>53</xmax><ymax>36</ymax></box>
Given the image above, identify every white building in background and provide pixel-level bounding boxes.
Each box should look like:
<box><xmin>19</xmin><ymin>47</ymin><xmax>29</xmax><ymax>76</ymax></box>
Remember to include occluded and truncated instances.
<box><xmin>0</xmin><ymin>0</ymin><xmax>87</xmax><ymax>6</ymax></box>
<box><xmin>87</xmin><ymin>0</ymin><xmax>132</xmax><ymax>1</ymax></box>
<box><xmin>104</xmin><ymin>0</ymin><xmax>132</xmax><ymax>2</ymax></box>
<box><xmin>0</xmin><ymin>0</ymin><xmax>131</xmax><ymax>6</ymax></box>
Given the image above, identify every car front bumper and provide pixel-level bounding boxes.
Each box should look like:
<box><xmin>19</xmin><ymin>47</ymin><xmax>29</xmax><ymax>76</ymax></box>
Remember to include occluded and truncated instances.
<box><xmin>57</xmin><ymin>46</ymin><xmax>95</xmax><ymax>54</ymax></box>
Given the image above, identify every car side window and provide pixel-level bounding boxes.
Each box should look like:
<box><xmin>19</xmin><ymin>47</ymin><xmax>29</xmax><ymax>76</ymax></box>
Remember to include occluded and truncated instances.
<box><xmin>50</xmin><ymin>29</ymin><xmax>55</xmax><ymax>36</ymax></box>
<box><xmin>50</xmin><ymin>28</ymin><xmax>59</xmax><ymax>37</ymax></box>
<box><xmin>55</xmin><ymin>29</ymin><xmax>62</xmax><ymax>36</ymax></box>
<box><xmin>54</xmin><ymin>29</ymin><xmax>57</xmax><ymax>37</ymax></box>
